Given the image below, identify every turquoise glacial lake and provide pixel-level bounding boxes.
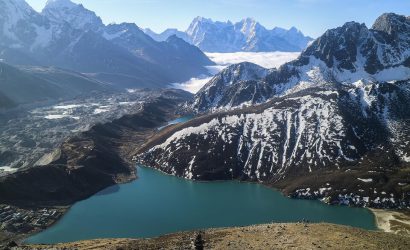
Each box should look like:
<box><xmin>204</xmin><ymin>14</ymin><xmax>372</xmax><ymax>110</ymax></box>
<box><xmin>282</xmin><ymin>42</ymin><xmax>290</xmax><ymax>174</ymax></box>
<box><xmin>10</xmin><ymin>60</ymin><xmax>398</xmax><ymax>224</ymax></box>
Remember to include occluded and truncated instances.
<box><xmin>26</xmin><ymin>116</ymin><xmax>376</xmax><ymax>243</ymax></box>
<box><xmin>26</xmin><ymin>166</ymin><xmax>376</xmax><ymax>244</ymax></box>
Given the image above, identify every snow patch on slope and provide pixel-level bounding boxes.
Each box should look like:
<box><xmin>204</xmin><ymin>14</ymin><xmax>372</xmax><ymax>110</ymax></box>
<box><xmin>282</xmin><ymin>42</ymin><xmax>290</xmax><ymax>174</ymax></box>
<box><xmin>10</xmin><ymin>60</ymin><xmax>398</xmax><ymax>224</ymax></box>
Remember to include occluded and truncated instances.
<box><xmin>146</xmin><ymin>91</ymin><xmax>350</xmax><ymax>178</ymax></box>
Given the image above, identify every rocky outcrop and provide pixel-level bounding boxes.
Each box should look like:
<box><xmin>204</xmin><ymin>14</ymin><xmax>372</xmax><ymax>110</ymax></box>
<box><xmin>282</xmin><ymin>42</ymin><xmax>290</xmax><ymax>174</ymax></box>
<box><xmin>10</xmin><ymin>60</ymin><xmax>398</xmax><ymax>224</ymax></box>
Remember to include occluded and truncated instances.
<box><xmin>191</xmin><ymin>62</ymin><xmax>270</xmax><ymax>112</ymax></box>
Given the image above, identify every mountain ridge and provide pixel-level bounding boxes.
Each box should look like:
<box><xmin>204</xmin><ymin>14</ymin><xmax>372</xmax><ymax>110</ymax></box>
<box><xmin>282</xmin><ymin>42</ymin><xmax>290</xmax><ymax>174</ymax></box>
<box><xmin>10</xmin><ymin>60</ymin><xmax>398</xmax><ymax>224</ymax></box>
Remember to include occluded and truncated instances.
<box><xmin>144</xmin><ymin>16</ymin><xmax>313</xmax><ymax>52</ymax></box>
<box><xmin>189</xmin><ymin>13</ymin><xmax>410</xmax><ymax>113</ymax></box>
<box><xmin>136</xmin><ymin>13</ymin><xmax>410</xmax><ymax>209</ymax></box>
<box><xmin>0</xmin><ymin>0</ymin><xmax>214</xmax><ymax>89</ymax></box>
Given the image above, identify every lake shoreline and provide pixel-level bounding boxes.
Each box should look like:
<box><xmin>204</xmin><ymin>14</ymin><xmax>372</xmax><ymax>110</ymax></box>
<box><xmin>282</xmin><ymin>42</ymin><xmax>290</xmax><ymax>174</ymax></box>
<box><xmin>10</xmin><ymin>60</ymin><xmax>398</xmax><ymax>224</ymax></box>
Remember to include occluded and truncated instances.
<box><xmin>370</xmin><ymin>208</ymin><xmax>410</xmax><ymax>235</ymax></box>
<box><xmin>138</xmin><ymin>165</ymin><xmax>410</xmax><ymax>236</ymax></box>
<box><xmin>18</xmin><ymin>223</ymin><xmax>410</xmax><ymax>250</ymax></box>
<box><xmin>2</xmin><ymin>101</ymin><xmax>408</xmax><ymax>247</ymax></box>
<box><xmin>24</xmin><ymin>166</ymin><xmax>376</xmax><ymax>244</ymax></box>
<box><xmin>3</xmin><ymin>167</ymin><xmax>405</xmax><ymax>247</ymax></box>
<box><xmin>0</xmin><ymin>93</ymin><xmax>190</xmax><ymax>247</ymax></box>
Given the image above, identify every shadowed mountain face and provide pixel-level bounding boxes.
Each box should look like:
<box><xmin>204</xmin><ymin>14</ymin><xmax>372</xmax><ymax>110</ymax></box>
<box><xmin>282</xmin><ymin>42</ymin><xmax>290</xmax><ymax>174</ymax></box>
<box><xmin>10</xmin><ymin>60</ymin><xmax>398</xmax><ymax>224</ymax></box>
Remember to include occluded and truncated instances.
<box><xmin>102</xmin><ymin>22</ymin><xmax>214</xmax><ymax>82</ymax></box>
<box><xmin>0</xmin><ymin>62</ymin><xmax>112</xmax><ymax>108</ymax></box>
<box><xmin>137</xmin><ymin>13</ymin><xmax>410</xmax><ymax>208</ymax></box>
<box><xmin>144</xmin><ymin>17</ymin><xmax>313</xmax><ymax>52</ymax></box>
<box><xmin>0</xmin><ymin>0</ymin><xmax>214</xmax><ymax>89</ymax></box>
<box><xmin>0</xmin><ymin>92</ymin><xmax>15</xmax><ymax>110</ymax></box>
<box><xmin>144</xmin><ymin>28</ymin><xmax>191</xmax><ymax>44</ymax></box>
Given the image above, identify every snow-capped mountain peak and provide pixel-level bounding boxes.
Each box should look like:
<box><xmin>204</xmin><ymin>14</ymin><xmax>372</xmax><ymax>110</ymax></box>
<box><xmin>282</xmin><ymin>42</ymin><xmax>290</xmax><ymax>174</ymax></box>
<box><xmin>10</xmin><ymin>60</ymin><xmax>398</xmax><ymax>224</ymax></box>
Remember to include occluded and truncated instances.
<box><xmin>45</xmin><ymin>0</ymin><xmax>77</xmax><ymax>9</ymax></box>
<box><xmin>189</xmin><ymin>13</ymin><xmax>410</xmax><ymax>113</ymax></box>
<box><xmin>238</xmin><ymin>17</ymin><xmax>262</xmax><ymax>37</ymax></box>
<box><xmin>144</xmin><ymin>16</ymin><xmax>312</xmax><ymax>52</ymax></box>
<box><xmin>0</xmin><ymin>0</ymin><xmax>40</xmax><ymax>24</ymax></box>
<box><xmin>302</xmin><ymin>14</ymin><xmax>410</xmax><ymax>79</ymax></box>
<box><xmin>179</xmin><ymin>17</ymin><xmax>313</xmax><ymax>52</ymax></box>
<box><xmin>43</xmin><ymin>0</ymin><xmax>104</xmax><ymax>32</ymax></box>
<box><xmin>372</xmin><ymin>13</ymin><xmax>409</xmax><ymax>35</ymax></box>
<box><xmin>193</xmin><ymin>16</ymin><xmax>213</xmax><ymax>23</ymax></box>
<box><xmin>3</xmin><ymin>0</ymin><xmax>33</xmax><ymax>11</ymax></box>
<box><xmin>239</xmin><ymin>17</ymin><xmax>258</xmax><ymax>28</ymax></box>
<box><xmin>137</xmin><ymin>13</ymin><xmax>410</xmax><ymax>209</ymax></box>
<box><xmin>0</xmin><ymin>0</ymin><xmax>53</xmax><ymax>50</ymax></box>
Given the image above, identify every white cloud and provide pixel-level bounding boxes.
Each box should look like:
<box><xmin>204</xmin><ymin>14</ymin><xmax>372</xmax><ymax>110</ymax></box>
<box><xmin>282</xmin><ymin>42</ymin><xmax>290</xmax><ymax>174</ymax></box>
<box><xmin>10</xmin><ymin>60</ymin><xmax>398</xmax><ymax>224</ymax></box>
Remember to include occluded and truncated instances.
<box><xmin>172</xmin><ymin>77</ymin><xmax>213</xmax><ymax>94</ymax></box>
<box><xmin>173</xmin><ymin>51</ymin><xmax>300</xmax><ymax>94</ymax></box>
<box><xmin>205</xmin><ymin>51</ymin><xmax>300</xmax><ymax>69</ymax></box>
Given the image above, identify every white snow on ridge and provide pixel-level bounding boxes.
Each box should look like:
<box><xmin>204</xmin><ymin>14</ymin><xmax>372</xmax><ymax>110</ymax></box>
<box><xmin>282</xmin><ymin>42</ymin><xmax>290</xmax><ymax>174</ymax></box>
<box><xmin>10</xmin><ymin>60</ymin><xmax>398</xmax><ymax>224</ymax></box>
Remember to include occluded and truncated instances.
<box><xmin>148</xmin><ymin>93</ymin><xmax>349</xmax><ymax>177</ymax></box>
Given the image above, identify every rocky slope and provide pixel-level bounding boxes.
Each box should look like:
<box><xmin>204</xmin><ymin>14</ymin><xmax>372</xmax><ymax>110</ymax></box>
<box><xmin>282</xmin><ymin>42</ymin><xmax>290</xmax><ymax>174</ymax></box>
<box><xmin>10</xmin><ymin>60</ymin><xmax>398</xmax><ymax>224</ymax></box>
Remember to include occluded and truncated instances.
<box><xmin>136</xmin><ymin>13</ymin><xmax>410</xmax><ymax>209</ymax></box>
<box><xmin>0</xmin><ymin>89</ymin><xmax>189</xmax><ymax>206</ymax></box>
<box><xmin>102</xmin><ymin>22</ymin><xmax>214</xmax><ymax>81</ymax></box>
<box><xmin>145</xmin><ymin>17</ymin><xmax>313</xmax><ymax>52</ymax></box>
<box><xmin>0</xmin><ymin>0</ymin><xmax>213</xmax><ymax>88</ymax></box>
<box><xmin>17</xmin><ymin>223</ymin><xmax>410</xmax><ymax>250</ymax></box>
<box><xmin>190</xmin><ymin>62</ymin><xmax>272</xmax><ymax>112</ymax></box>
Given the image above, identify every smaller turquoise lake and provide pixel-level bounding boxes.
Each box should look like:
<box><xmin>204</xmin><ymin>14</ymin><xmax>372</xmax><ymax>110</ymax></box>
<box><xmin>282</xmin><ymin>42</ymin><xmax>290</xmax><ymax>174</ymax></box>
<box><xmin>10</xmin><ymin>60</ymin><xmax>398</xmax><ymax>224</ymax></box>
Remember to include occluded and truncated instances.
<box><xmin>26</xmin><ymin>166</ymin><xmax>376</xmax><ymax>244</ymax></box>
<box><xmin>157</xmin><ymin>115</ymin><xmax>194</xmax><ymax>130</ymax></box>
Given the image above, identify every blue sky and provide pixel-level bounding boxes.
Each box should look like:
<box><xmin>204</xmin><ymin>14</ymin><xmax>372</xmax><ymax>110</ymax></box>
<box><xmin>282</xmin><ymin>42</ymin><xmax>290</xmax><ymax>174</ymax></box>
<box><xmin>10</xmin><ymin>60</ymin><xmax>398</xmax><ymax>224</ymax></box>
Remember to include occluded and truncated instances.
<box><xmin>26</xmin><ymin>0</ymin><xmax>410</xmax><ymax>38</ymax></box>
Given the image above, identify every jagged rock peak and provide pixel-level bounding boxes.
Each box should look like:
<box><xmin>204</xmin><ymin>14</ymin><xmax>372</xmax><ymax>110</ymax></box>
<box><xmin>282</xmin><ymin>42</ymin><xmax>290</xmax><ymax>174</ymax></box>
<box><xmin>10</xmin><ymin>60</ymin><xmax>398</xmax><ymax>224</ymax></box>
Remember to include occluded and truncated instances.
<box><xmin>240</xmin><ymin>17</ymin><xmax>257</xmax><ymax>25</ymax></box>
<box><xmin>106</xmin><ymin>22</ymin><xmax>141</xmax><ymax>31</ymax></box>
<box><xmin>43</xmin><ymin>0</ymin><xmax>104</xmax><ymax>32</ymax></box>
<box><xmin>372</xmin><ymin>13</ymin><xmax>410</xmax><ymax>36</ymax></box>
<box><xmin>45</xmin><ymin>0</ymin><xmax>78</xmax><ymax>9</ymax></box>
<box><xmin>192</xmin><ymin>16</ymin><xmax>214</xmax><ymax>24</ymax></box>
<box><xmin>211</xmin><ymin>62</ymin><xmax>269</xmax><ymax>84</ymax></box>
<box><xmin>1</xmin><ymin>0</ymin><xmax>36</xmax><ymax>13</ymax></box>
